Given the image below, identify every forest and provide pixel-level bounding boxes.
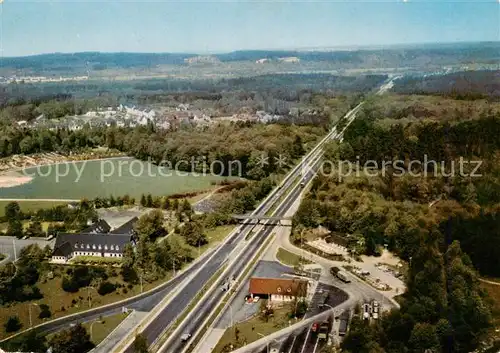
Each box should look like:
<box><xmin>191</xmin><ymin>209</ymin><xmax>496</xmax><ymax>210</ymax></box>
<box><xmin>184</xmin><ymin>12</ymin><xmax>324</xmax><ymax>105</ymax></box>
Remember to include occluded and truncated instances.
<box><xmin>1</xmin><ymin>42</ymin><xmax>498</xmax><ymax>75</ymax></box>
<box><xmin>292</xmin><ymin>92</ymin><xmax>500</xmax><ymax>352</ymax></box>
<box><xmin>394</xmin><ymin>70</ymin><xmax>500</xmax><ymax>101</ymax></box>
<box><xmin>0</xmin><ymin>73</ymin><xmax>383</xmax><ymax>108</ymax></box>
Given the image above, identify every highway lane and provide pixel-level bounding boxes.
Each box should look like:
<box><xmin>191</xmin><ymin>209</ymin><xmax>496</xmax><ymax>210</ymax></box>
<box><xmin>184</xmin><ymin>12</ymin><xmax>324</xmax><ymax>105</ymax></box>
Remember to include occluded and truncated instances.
<box><xmin>160</xmin><ymin>164</ymin><xmax>322</xmax><ymax>353</ymax></box>
<box><xmin>120</xmin><ymin>91</ymin><xmax>374</xmax><ymax>352</ymax></box>
<box><xmin>121</xmin><ymin>154</ymin><xmax>326</xmax><ymax>352</ymax></box>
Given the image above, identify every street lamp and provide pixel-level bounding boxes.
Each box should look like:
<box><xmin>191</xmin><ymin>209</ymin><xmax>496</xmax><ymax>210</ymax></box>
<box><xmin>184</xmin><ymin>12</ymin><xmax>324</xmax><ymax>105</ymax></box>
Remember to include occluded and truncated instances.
<box><xmin>90</xmin><ymin>319</ymin><xmax>103</xmax><ymax>342</ymax></box>
<box><xmin>85</xmin><ymin>286</ymin><xmax>97</xmax><ymax>308</ymax></box>
<box><xmin>28</xmin><ymin>303</ymin><xmax>39</xmax><ymax>327</ymax></box>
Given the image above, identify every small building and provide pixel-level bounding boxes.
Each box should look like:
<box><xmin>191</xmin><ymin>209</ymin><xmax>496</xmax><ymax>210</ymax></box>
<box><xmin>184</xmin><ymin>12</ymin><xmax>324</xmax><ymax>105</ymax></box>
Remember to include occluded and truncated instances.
<box><xmin>249</xmin><ymin>277</ymin><xmax>308</xmax><ymax>302</ymax></box>
<box><xmin>51</xmin><ymin>233</ymin><xmax>131</xmax><ymax>263</ymax></box>
<box><xmin>51</xmin><ymin>218</ymin><xmax>135</xmax><ymax>263</ymax></box>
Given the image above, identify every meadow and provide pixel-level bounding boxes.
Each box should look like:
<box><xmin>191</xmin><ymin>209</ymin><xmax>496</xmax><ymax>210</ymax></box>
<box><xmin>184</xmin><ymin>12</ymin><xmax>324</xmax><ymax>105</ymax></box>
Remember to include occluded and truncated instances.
<box><xmin>0</xmin><ymin>158</ymin><xmax>229</xmax><ymax>200</ymax></box>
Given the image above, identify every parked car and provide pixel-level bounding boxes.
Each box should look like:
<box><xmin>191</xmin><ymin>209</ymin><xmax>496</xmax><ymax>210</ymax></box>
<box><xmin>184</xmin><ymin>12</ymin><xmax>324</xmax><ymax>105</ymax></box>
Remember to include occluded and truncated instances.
<box><xmin>363</xmin><ymin>303</ymin><xmax>371</xmax><ymax>320</ymax></box>
<box><xmin>253</xmin><ymin>296</ymin><xmax>260</xmax><ymax>303</ymax></box>
<box><xmin>372</xmin><ymin>300</ymin><xmax>380</xmax><ymax>319</ymax></box>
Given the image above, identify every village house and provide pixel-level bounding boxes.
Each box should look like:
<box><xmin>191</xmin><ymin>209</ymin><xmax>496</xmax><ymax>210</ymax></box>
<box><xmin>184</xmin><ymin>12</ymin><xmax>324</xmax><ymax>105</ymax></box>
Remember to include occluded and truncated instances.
<box><xmin>248</xmin><ymin>277</ymin><xmax>309</xmax><ymax>302</ymax></box>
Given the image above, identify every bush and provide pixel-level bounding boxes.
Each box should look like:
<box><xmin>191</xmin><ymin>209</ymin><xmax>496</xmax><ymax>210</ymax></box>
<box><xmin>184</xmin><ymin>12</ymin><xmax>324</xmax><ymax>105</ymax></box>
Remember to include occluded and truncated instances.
<box><xmin>38</xmin><ymin>304</ymin><xmax>51</xmax><ymax>319</ymax></box>
<box><xmin>4</xmin><ymin>316</ymin><xmax>22</xmax><ymax>333</ymax></box>
<box><xmin>97</xmin><ymin>281</ymin><xmax>117</xmax><ymax>296</ymax></box>
<box><xmin>61</xmin><ymin>277</ymin><xmax>79</xmax><ymax>293</ymax></box>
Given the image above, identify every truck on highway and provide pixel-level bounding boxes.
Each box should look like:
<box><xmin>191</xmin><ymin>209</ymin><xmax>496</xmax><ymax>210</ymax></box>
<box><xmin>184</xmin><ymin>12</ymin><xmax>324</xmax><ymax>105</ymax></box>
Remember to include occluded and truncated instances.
<box><xmin>318</xmin><ymin>321</ymin><xmax>330</xmax><ymax>340</ymax></box>
<box><xmin>336</xmin><ymin>270</ymin><xmax>351</xmax><ymax>283</ymax></box>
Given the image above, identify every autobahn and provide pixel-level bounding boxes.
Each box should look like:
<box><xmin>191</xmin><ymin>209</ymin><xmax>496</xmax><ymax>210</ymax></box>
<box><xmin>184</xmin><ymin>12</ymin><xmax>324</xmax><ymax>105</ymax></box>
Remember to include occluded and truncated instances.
<box><xmin>1</xmin><ymin>96</ymin><xmax>348</xmax><ymax>345</ymax></box>
<box><xmin>115</xmin><ymin>99</ymin><xmax>361</xmax><ymax>352</ymax></box>
<box><xmin>160</xmin><ymin>153</ymin><xmax>327</xmax><ymax>353</ymax></box>
<box><xmin>119</xmin><ymin>145</ymin><xmax>330</xmax><ymax>352</ymax></box>
<box><xmin>173</xmin><ymin>78</ymin><xmax>397</xmax><ymax>353</ymax></box>
<box><xmin>155</xmin><ymin>93</ymin><xmax>374</xmax><ymax>352</ymax></box>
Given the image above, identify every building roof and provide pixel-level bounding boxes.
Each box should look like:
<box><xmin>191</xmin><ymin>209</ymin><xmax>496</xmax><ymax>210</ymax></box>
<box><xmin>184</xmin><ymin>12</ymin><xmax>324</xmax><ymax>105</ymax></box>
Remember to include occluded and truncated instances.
<box><xmin>82</xmin><ymin>219</ymin><xmax>111</xmax><ymax>234</ymax></box>
<box><xmin>53</xmin><ymin>233</ymin><xmax>132</xmax><ymax>257</ymax></box>
<box><xmin>109</xmin><ymin>216</ymin><xmax>138</xmax><ymax>236</ymax></box>
<box><xmin>52</xmin><ymin>241</ymin><xmax>73</xmax><ymax>257</ymax></box>
<box><xmin>249</xmin><ymin>277</ymin><xmax>308</xmax><ymax>297</ymax></box>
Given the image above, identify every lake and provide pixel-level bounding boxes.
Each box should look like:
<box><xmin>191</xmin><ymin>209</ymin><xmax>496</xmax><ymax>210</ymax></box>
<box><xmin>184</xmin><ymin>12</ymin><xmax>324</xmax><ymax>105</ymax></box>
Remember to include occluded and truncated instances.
<box><xmin>0</xmin><ymin>158</ymin><xmax>229</xmax><ymax>200</ymax></box>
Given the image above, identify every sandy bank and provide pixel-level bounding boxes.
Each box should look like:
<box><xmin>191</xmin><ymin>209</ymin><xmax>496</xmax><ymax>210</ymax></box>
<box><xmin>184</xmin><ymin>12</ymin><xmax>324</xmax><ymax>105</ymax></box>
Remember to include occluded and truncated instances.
<box><xmin>0</xmin><ymin>174</ymin><xmax>33</xmax><ymax>189</ymax></box>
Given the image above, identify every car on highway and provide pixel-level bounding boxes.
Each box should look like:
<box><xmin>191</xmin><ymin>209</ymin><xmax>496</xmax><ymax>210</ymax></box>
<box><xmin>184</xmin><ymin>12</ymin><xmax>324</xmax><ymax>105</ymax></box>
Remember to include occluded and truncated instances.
<box><xmin>221</xmin><ymin>282</ymin><xmax>230</xmax><ymax>291</ymax></box>
<box><xmin>311</xmin><ymin>322</ymin><xmax>319</xmax><ymax>332</ymax></box>
<box><xmin>181</xmin><ymin>333</ymin><xmax>192</xmax><ymax>342</ymax></box>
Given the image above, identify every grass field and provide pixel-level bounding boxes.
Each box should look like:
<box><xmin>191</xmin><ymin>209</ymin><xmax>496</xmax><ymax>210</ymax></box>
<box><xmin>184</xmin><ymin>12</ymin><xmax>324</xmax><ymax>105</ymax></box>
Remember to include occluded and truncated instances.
<box><xmin>0</xmin><ymin>269</ymin><xmax>171</xmax><ymax>340</ymax></box>
<box><xmin>212</xmin><ymin>305</ymin><xmax>293</xmax><ymax>353</ymax></box>
<box><xmin>0</xmin><ymin>158</ymin><xmax>228</xmax><ymax>200</ymax></box>
<box><xmin>82</xmin><ymin>312</ymin><xmax>129</xmax><ymax>345</ymax></box>
<box><xmin>276</xmin><ymin>247</ymin><xmax>313</xmax><ymax>267</ymax></box>
<box><xmin>0</xmin><ymin>225</ymin><xmax>234</xmax><ymax>340</ymax></box>
<box><xmin>0</xmin><ymin>220</ymin><xmax>62</xmax><ymax>233</ymax></box>
<box><xmin>0</xmin><ymin>201</ymin><xmax>68</xmax><ymax>217</ymax></box>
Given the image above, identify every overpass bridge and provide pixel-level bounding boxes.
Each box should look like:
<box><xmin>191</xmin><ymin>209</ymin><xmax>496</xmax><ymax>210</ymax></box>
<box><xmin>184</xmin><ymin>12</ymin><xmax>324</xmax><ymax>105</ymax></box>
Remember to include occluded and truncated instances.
<box><xmin>231</xmin><ymin>214</ymin><xmax>292</xmax><ymax>225</ymax></box>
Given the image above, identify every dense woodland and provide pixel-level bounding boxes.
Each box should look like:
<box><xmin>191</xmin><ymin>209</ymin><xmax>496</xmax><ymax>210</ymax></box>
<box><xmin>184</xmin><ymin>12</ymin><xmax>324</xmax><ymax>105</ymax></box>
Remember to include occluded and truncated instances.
<box><xmin>0</xmin><ymin>73</ymin><xmax>379</xmax><ymax>109</ymax></box>
<box><xmin>292</xmin><ymin>91</ymin><xmax>500</xmax><ymax>352</ymax></box>
<box><xmin>1</xmin><ymin>42</ymin><xmax>498</xmax><ymax>75</ymax></box>
<box><xmin>0</xmin><ymin>122</ymin><xmax>322</xmax><ymax>179</ymax></box>
<box><xmin>394</xmin><ymin>70</ymin><xmax>500</xmax><ymax>101</ymax></box>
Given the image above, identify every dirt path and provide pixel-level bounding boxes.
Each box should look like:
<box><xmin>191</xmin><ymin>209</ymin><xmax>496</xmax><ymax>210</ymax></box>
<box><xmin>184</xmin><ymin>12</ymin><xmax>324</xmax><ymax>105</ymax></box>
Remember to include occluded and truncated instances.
<box><xmin>479</xmin><ymin>278</ymin><xmax>500</xmax><ymax>286</ymax></box>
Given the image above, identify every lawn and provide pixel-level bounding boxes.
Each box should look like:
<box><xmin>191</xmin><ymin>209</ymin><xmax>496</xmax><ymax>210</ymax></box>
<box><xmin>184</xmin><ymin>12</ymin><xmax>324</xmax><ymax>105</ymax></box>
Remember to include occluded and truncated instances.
<box><xmin>0</xmin><ymin>221</ymin><xmax>63</xmax><ymax>234</ymax></box>
<box><xmin>212</xmin><ymin>305</ymin><xmax>294</xmax><ymax>353</ymax></box>
<box><xmin>0</xmin><ymin>225</ymin><xmax>235</xmax><ymax>341</ymax></box>
<box><xmin>0</xmin><ymin>267</ymin><xmax>172</xmax><ymax>340</ymax></box>
<box><xmin>0</xmin><ymin>201</ymin><xmax>69</xmax><ymax>217</ymax></box>
<box><xmin>82</xmin><ymin>311</ymin><xmax>129</xmax><ymax>345</ymax></box>
<box><xmin>276</xmin><ymin>247</ymin><xmax>313</xmax><ymax>267</ymax></box>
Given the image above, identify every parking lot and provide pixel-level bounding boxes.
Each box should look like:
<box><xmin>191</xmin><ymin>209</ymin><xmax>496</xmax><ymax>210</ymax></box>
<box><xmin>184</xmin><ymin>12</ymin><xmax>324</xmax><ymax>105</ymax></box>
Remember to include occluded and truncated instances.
<box><xmin>0</xmin><ymin>236</ymin><xmax>55</xmax><ymax>264</ymax></box>
<box><xmin>216</xmin><ymin>260</ymin><xmax>294</xmax><ymax>328</ymax></box>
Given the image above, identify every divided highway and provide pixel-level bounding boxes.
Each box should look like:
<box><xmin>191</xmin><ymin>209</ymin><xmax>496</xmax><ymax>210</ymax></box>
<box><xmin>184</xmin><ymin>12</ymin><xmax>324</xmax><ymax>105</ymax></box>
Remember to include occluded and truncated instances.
<box><xmin>118</xmin><ymin>102</ymin><xmax>356</xmax><ymax>352</ymax></box>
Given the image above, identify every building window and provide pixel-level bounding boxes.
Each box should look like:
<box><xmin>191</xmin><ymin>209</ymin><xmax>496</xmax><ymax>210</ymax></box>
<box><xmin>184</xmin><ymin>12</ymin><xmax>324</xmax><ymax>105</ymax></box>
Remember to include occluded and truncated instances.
<box><xmin>92</xmin><ymin>244</ymin><xmax>96</xmax><ymax>250</ymax></box>
<box><xmin>277</xmin><ymin>287</ymin><xmax>282</xmax><ymax>293</ymax></box>
<box><xmin>86</xmin><ymin>244</ymin><xmax>90</xmax><ymax>249</ymax></box>
<box><xmin>104</xmin><ymin>245</ymin><xmax>108</xmax><ymax>250</ymax></box>
<box><xmin>116</xmin><ymin>245</ymin><xmax>120</xmax><ymax>251</ymax></box>
<box><xmin>110</xmin><ymin>245</ymin><xmax>115</xmax><ymax>251</ymax></box>
<box><xmin>98</xmin><ymin>244</ymin><xmax>102</xmax><ymax>250</ymax></box>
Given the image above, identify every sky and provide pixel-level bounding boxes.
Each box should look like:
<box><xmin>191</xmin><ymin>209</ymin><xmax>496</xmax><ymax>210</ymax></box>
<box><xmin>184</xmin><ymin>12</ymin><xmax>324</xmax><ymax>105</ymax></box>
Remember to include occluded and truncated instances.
<box><xmin>0</xmin><ymin>0</ymin><xmax>499</xmax><ymax>57</ymax></box>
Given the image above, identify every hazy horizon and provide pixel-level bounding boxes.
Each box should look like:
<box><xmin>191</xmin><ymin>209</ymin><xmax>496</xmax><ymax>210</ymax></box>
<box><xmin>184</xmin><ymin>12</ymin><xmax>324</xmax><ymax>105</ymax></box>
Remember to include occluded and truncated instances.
<box><xmin>2</xmin><ymin>40</ymin><xmax>499</xmax><ymax>59</ymax></box>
